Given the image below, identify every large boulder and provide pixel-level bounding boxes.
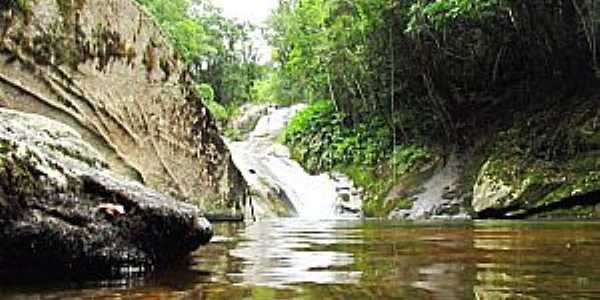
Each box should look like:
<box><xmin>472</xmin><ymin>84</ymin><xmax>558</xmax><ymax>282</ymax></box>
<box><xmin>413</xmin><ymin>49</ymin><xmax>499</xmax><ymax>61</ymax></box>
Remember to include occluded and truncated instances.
<box><xmin>472</xmin><ymin>154</ymin><xmax>600</xmax><ymax>218</ymax></box>
<box><xmin>0</xmin><ymin>0</ymin><xmax>247</xmax><ymax>216</ymax></box>
<box><xmin>472</xmin><ymin>100</ymin><xmax>600</xmax><ymax>218</ymax></box>
<box><xmin>0</xmin><ymin>108</ymin><xmax>212</xmax><ymax>277</ymax></box>
<box><xmin>388</xmin><ymin>155</ymin><xmax>471</xmax><ymax>220</ymax></box>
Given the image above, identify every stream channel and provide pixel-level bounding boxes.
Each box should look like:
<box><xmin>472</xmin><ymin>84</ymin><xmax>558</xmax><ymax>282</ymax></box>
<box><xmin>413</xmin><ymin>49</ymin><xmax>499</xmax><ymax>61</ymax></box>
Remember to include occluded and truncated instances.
<box><xmin>2</xmin><ymin>106</ymin><xmax>600</xmax><ymax>299</ymax></box>
<box><xmin>3</xmin><ymin>220</ymin><xmax>600</xmax><ymax>299</ymax></box>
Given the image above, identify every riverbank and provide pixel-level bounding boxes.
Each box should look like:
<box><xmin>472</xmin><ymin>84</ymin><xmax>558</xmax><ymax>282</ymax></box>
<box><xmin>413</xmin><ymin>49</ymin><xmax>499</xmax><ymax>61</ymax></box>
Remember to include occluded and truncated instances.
<box><xmin>277</xmin><ymin>94</ymin><xmax>600</xmax><ymax>220</ymax></box>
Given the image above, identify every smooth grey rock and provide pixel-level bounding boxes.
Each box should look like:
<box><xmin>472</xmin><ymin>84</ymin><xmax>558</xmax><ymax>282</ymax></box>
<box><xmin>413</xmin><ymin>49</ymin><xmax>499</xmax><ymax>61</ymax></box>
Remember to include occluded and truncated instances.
<box><xmin>388</xmin><ymin>156</ymin><xmax>471</xmax><ymax>220</ymax></box>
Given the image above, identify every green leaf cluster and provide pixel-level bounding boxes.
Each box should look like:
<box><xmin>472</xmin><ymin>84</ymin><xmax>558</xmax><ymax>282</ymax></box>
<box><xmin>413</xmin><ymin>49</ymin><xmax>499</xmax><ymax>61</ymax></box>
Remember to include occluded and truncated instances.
<box><xmin>136</xmin><ymin>0</ymin><xmax>264</xmax><ymax>105</ymax></box>
<box><xmin>406</xmin><ymin>0</ymin><xmax>501</xmax><ymax>34</ymax></box>
<box><xmin>268</xmin><ymin>0</ymin><xmax>600</xmax><ymax>149</ymax></box>
<box><xmin>284</xmin><ymin>100</ymin><xmax>394</xmax><ymax>173</ymax></box>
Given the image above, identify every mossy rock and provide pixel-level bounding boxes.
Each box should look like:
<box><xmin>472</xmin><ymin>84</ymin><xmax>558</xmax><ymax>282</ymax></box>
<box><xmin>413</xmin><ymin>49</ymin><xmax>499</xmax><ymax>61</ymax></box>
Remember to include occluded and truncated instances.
<box><xmin>0</xmin><ymin>108</ymin><xmax>213</xmax><ymax>277</ymax></box>
<box><xmin>473</xmin><ymin>153</ymin><xmax>600</xmax><ymax>218</ymax></box>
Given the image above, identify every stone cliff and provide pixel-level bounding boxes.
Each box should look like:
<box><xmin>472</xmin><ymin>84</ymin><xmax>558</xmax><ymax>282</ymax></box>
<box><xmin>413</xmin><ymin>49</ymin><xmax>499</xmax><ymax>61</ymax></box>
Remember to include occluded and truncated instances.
<box><xmin>0</xmin><ymin>0</ymin><xmax>247</xmax><ymax>216</ymax></box>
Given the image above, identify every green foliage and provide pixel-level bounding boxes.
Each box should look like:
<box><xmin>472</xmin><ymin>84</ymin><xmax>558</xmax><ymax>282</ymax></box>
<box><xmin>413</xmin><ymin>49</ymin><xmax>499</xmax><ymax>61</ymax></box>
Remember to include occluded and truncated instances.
<box><xmin>251</xmin><ymin>73</ymin><xmax>297</xmax><ymax>106</ymax></box>
<box><xmin>389</xmin><ymin>145</ymin><xmax>432</xmax><ymax>177</ymax></box>
<box><xmin>196</xmin><ymin>83</ymin><xmax>214</xmax><ymax>102</ymax></box>
<box><xmin>136</xmin><ymin>0</ymin><xmax>208</xmax><ymax>62</ymax></box>
<box><xmin>196</xmin><ymin>84</ymin><xmax>236</xmax><ymax>124</ymax></box>
<box><xmin>406</xmin><ymin>0</ymin><xmax>501</xmax><ymax>33</ymax></box>
<box><xmin>268</xmin><ymin>0</ymin><xmax>600</xmax><ymax>147</ymax></box>
<box><xmin>282</xmin><ymin>100</ymin><xmax>434</xmax><ymax>216</ymax></box>
<box><xmin>1</xmin><ymin>0</ymin><xmax>31</xmax><ymax>11</ymax></box>
<box><xmin>284</xmin><ymin>100</ymin><xmax>394</xmax><ymax>172</ymax></box>
<box><xmin>136</xmin><ymin>0</ymin><xmax>263</xmax><ymax>104</ymax></box>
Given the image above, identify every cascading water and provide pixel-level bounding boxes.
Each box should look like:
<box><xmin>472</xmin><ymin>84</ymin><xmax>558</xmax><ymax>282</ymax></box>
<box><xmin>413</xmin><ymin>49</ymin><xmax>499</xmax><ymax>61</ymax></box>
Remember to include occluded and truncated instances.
<box><xmin>227</xmin><ymin>104</ymin><xmax>361</xmax><ymax>220</ymax></box>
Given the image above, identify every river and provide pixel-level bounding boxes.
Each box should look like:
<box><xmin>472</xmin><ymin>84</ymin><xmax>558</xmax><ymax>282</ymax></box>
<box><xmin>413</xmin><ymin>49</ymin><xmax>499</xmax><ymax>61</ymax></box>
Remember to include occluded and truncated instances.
<box><xmin>2</xmin><ymin>219</ymin><xmax>600</xmax><ymax>299</ymax></box>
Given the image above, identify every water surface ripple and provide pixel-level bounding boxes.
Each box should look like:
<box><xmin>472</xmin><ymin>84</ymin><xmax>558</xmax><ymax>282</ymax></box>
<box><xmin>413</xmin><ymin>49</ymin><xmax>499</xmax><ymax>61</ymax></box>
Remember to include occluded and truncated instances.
<box><xmin>3</xmin><ymin>220</ymin><xmax>600</xmax><ymax>299</ymax></box>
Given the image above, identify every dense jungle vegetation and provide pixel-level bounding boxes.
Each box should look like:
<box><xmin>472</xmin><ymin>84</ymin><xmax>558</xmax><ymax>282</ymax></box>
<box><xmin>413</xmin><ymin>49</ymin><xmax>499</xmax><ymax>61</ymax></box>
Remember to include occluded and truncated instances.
<box><xmin>135</xmin><ymin>0</ymin><xmax>266</xmax><ymax>122</ymax></box>
<box><xmin>138</xmin><ymin>0</ymin><xmax>600</xmax><ymax>216</ymax></box>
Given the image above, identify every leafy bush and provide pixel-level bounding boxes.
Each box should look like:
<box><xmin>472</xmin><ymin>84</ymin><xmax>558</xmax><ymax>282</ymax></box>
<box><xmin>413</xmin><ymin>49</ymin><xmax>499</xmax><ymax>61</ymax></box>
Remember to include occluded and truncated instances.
<box><xmin>284</xmin><ymin>100</ymin><xmax>395</xmax><ymax>173</ymax></box>
<box><xmin>283</xmin><ymin>100</ymin><xmax>434</xmax><ymax>216</ymax></box>
<box><xmin>196</xmin><ymin>84</ymin><xmax>237</xmax><ymax>124</ymax></box>
<box><xmin>389</xmin><ymin>145</ymin><xmax>432</xmax><ymax>177</ymax></box>
<box><xmin>251</xmin><ymin>73</ymin><xmax>300</xmax><ymax>106</ymax></box>
<box><xmin>406</xmin><ymin>0</ymin><xmax>501</xmax><ymax>34</ymax></box>
<box><xmin>197</xmin><ymin>83</ymin><xmax>215</xmax><ymax>102</ymax></box>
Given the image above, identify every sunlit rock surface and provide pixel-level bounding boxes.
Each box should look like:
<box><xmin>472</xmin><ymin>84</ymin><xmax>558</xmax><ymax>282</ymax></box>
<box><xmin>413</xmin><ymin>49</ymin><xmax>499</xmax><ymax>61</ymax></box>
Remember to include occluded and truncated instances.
<box><xmin>388</xmin><ymin>156</ymin><xmax>471</xmax><ymax>220</ymax></box>
<box><xmin>0</xmin><ymin>0</ymin><xmax>247</xmax><ymax>215</ymax></box>
<box><xmin>0</xmin><ymin>109</ymin><xmax>212</xmax><ymax>277</ymax></box>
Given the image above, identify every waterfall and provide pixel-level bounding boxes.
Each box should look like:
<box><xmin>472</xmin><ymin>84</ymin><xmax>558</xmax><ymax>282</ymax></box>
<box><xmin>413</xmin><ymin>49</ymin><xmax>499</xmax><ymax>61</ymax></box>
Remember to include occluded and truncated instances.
<box><xmin>227</xmin><ymin>104</ymin><xmax>361</xmax><ymax>220</ymax></box>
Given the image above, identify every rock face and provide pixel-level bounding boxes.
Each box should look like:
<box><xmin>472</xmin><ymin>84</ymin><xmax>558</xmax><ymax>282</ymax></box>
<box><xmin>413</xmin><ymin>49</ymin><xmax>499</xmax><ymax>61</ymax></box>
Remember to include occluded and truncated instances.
<box><xmin>0</xmin><ymin>108</ymin><xmax>212</xmax><ymax>276</ymax></box>
<box><xmin>472</xmin><ymin>155</ymin><xmax>600</xmax><ymax>218</ymax></box>
<box><xmin>227</xmin><ymin>103</ymin><xmax>272</xmax><ymax>140</ymax></box>
<box><xmin>472</xmin><ymin>100</ymin><xmax>600</xmax><ymax>218</ymax></box>
<box><xmin>388</xmin><ymin>156</ymin><xmax>471</xmax><ymax>220</ymax></box>
<box><xmin>0</xmin><ymin>0</ymin><xmax>246</xmax><ymax>215</ymax></box>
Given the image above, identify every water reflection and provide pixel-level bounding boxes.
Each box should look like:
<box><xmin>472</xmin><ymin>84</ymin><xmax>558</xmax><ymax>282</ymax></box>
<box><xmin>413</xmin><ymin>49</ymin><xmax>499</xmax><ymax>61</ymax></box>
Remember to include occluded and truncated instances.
<box><xmin>3</xmin><ymin>220</ymin><xmax>600</xmax><ymax>299</ymax></box>
<box><xmin>228</xmin><ymin>218</ymin><xmax>362</xmax><ymax>287</ymax></box>
<box><xmin>472</xmin><ymin>221</ymin><xmax>600</xmax><ymax>299</ymax></box>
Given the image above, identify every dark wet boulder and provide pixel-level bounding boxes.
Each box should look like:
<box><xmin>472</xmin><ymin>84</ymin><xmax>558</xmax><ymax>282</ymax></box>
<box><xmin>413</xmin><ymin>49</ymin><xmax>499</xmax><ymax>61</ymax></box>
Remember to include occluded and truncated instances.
<box><xmin>0</xmin><ymin>108</ymin><xmax>212</xmax><ymax>277</ymax></box>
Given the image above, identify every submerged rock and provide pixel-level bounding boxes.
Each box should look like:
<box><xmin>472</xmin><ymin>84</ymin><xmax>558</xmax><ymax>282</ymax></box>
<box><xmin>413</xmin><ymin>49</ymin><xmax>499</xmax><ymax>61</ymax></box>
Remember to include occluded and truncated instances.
<box><xmin>0</xmin><ymin>109</ymin><xmax>212</xmax><ymax>277</ymax></box>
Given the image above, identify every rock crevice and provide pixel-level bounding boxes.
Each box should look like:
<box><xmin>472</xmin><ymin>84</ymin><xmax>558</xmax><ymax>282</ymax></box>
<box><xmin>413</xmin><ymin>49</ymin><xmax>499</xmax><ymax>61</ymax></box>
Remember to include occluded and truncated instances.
<box><xmin>0</xmin><ymin>0</ymin><xmax>247</xmax><ymax>215</ymax></box>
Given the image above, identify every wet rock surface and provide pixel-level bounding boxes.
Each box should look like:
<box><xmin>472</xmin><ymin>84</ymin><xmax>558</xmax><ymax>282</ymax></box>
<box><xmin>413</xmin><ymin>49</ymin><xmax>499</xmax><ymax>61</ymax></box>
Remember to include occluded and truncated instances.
<box><xmin>228</xmin><ymin>104</ymin><xmax>362</xmax><ymax>220</ymax></box>
<box><xmin>471</xmin><ymin>100</ymin><xmax>600</xmax><ymax>219</ymax></box>
<box><xmin>472</xmin><ymin>155</ymin><xmax>600</xmax><ymax>218</ymax></box>
<box><xmin>0</xmin><ymin>109</ymin><xmax>212</xmax><ymax>277</ymax></box>
<box><xmin>331</xmin><ymin>172</ymin><xmax>363</xmax><ymax>217</ymax></box>
<box><xmin>388</xmin><ymin>156</ymin><xmax>471</xmax><ymax>220</ymax></box>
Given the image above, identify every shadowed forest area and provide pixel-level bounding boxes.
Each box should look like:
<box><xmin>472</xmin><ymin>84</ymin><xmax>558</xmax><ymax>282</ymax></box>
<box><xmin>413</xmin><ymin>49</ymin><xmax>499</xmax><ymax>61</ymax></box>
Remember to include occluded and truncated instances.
<box><xmin>136</xmin><ymin>0</ymin><xmax>599</xmax><ymax>218</ymax></box>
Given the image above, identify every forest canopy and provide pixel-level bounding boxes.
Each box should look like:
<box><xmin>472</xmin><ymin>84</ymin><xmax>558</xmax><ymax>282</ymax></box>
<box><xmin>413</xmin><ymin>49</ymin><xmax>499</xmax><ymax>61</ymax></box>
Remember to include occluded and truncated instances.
<box><xmin>136</xmin><ymin>0</ymin><xmax>264</xmax><ymax>108</ymax></box>
<box><xmin>265</xmin><ymin>0</ymin><xmax>599</xmax><ymax>144</ymax></box>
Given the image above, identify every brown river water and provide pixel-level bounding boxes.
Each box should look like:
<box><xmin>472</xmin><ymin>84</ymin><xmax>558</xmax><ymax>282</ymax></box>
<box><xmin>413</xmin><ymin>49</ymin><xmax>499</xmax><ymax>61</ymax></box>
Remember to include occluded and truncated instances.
<box><xmin>2</xmin><ymin>219</ymin><xmax>600</xmax><ymax>299</ymax></box>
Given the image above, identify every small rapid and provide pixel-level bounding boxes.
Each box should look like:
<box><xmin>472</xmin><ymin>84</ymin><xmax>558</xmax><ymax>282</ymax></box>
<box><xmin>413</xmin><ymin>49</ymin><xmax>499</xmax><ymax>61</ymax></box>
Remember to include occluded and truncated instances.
<box><xmin>227</xmin><ymin>104</ymin><xmax>361</xmax><ymax>220</ymax></box>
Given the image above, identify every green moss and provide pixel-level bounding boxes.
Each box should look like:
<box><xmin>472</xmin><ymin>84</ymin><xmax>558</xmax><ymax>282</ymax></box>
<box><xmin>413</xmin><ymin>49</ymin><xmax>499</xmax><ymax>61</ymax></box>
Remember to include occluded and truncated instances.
<box><xmin>1</xmin><ymin>0</ymin><xmax>33</xmax><ymax>12</ymax></box>
<box><xmin>0</xmin><ymin>141</ymin><xmax>41</xmax><ymax>207</ymax></box>
<box><xmin>477</xmin><ymin>143</ymin><xmax>600</xmax><ymax>218</ymax></box>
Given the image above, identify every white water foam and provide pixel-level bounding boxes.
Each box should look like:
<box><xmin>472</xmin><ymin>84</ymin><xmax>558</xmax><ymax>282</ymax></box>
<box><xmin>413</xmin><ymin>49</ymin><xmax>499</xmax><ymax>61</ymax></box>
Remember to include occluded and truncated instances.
<box><xmin>228</xmin><ymin>104</ymin><xmax>355</xmax><ymax>220</ymax></box>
